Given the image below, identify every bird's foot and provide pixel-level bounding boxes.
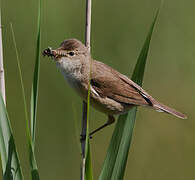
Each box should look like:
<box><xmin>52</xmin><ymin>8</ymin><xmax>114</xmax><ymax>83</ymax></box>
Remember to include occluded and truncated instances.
<box><xmin>80</xmin><ymin>134</ymin><xmax>92</xmax><ymax>142</ymax></box>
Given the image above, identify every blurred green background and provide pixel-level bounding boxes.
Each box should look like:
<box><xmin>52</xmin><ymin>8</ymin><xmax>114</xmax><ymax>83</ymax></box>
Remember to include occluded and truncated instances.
<box><xmin>1</xmin><ymin>0</ymin><xmax>195</xmax><ymax>179</ymax></box>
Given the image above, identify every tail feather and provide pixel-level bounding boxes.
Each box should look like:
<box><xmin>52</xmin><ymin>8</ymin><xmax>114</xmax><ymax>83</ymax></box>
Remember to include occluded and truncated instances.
<box><xmin>153</xmin><ymin>102</ymin><xmax>187</xmax><ymax>119</ymax></box>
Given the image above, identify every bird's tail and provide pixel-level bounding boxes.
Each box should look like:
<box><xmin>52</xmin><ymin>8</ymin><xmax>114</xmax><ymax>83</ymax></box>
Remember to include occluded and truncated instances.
<box><xmin>153</xmin><ymin>101</ymin><xmax>187</xmax><ymax>119</ymax></box>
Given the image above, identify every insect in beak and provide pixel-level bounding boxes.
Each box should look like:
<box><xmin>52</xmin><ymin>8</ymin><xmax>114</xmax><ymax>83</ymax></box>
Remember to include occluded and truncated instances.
<box><xmin>42</xmin><ymin>47</ymin><xmax>54</xmax><ymax>57</ymax></box>
<box><xmin>42</xmin><ymin>47</ymin><xmax>61</xmax><ymax>61</ymax></box>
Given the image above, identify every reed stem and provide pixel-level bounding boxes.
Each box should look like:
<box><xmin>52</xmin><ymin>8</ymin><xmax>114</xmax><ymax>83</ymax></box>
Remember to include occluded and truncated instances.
<box><xmin>81</xmin><ymin>0</ymin><xmax>92</xmax><ymax>179</ymax></box>
<box><xmin>0</xmin><ymin>9</ymin><xmax>6</xmax><ymax>105</ymax></box>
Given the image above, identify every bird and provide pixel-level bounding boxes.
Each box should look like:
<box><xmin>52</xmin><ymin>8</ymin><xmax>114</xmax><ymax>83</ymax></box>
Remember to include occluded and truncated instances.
<box><xmin>43</xmin><ymin>38</ymin><xmax>187</xmax><ymax>136</ymax></box>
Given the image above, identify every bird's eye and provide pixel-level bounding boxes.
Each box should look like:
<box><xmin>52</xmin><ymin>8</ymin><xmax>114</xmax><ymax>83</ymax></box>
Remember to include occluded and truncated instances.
<box><xmin>68</xmin><ymin>51</ymin><xmax>75</xmax><ymax>56</ymax></box>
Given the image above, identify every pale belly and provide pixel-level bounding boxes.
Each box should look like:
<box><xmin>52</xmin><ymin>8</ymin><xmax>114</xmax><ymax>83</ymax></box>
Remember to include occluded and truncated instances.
<box><xmin>68</xmin><ymin>79</ymin><xmax>133</xmax><ymax>115</ymax></box>
<box><xmin>61</xmin><ymin>69</ymin><xmax>133</xmax><ymax>115</ymax></box>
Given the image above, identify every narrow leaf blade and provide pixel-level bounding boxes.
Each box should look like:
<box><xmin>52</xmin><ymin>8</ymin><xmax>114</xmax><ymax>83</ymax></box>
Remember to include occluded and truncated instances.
<box><xmin>0</xmin><ymin>10</ymin><xmax>23</xmax><ymax>180</ymax></box>
<box><xmin>0</xmin><ymin>9</ymin><xmax>6</xmax><ymax>104</ymax></box>
<box><xmin>0</xmin><ymin>93</ymin><xmax>24</xmax><ymax>180</ymax></box>
<box><xmin>85</xmin><ymin>73</ymin><xmax>93</xmax><ymax>180</ymax></box>
<box><xmin>99</xmin><ymin>114</ymin><xmax>127</xmax><ymax>179</ymax></box>
<box><xmin>30</xmin><ymin>0</ymin><xmax>41</xmax><ymax>179</ymax></box>
<box><xmin>10</xmin><ymin>23</ymin><xmax>40</xmax><ymax>180</ymax></box>
<box><xmin>0</xmin><ymin>9</ymin><xmax>7</xmax><ymax>171</ymax></box>
<box><xmin>132</xmin><ymin>9</ymin><xmax>159</xmax><ymax>85</ymax></box>
<box><xmin>85</xmin><ymin>141</ymin><xmax>93</xmax><ymax>180</ymax></box>
<box><xmin>31</xmin><ymin>0</ymin><xmax>41</xmax><ymax>145</ymax></box>
<box><xmin>99</xmin><ymin>10</ymin><xmax>159</xmax><ymax>180</ymax></box>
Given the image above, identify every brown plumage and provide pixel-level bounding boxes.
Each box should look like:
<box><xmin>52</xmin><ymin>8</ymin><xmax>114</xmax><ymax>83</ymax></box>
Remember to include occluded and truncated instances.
<box><xmin>43</xmin><ymin>39</ymin><xmax>187</xmax><ymax>135</ymax></box>
<box><xmin>59</xmin><ymin>39</ymin><xmax>86</xmax><ymax>51</ymax></box>
<box><xmin>90</xmin><ymin>60</ymin><xmax>186</xmax><ymax>119</ymax></box>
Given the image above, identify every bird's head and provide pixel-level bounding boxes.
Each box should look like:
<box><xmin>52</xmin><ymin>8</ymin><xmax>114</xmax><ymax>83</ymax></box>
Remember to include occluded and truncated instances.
<box><xmin>43</xmin><ymin>38</ymin><xmax>90</xmax><ymax>74</ymax></box>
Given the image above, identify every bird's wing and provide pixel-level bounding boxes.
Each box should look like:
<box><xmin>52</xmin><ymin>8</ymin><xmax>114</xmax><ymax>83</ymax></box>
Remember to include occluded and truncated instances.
<box><xmin>90</xmin><ymin>60</ymin><xmax>153</xmax><ymax>106</ymax></box>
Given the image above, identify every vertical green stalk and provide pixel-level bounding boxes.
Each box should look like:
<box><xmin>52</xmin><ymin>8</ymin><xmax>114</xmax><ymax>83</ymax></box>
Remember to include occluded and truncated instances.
<box><xmin>84</xmin><ymin>65</ymin><xmax>93</xmax><ymax>180</ymax></box>
<box><xmin>0</xmin><ymin>8</ymin><xmax>6</xmax><ymax>171</ymax></box>
<box><xmin>81</xmin><ymin>0</ymin><xmax>93</xmax><ymax>179</ymax></box>
<box><xmin>0</xmin><ymin>8</ymin><xmax>6</xmax><ymax>104</ymax></box>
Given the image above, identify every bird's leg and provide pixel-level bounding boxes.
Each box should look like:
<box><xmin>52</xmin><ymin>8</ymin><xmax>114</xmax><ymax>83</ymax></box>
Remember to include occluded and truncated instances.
<box><xmin>89</xmin><ymin>115</ymin><xmax>115</xmax><ymax>137</ymax></box>
<box><xmin>80</xmin><ymin>116</ymin><xmax>115</xmax><ymax>141</ymax></box>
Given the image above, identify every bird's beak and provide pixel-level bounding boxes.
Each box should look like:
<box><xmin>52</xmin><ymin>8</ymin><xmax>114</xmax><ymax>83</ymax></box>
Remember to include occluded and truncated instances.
<box><xmin>42</xmin><ymin>47</ymin><xmax>61</xmax><ymax>61</ymax></box>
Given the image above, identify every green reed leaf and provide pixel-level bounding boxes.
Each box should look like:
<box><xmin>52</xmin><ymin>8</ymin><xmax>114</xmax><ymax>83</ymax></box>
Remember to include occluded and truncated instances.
<box><xmin>85</xmin><ymin>67</ymin><xmax>93</xmax><ymax>180</ymax></box>
<box><xmin>85</xmin><ymin>141</ymin><xmax>93</xmax><ymax>180</ymax></box>
<box><xmin>99</xmin><ymin>10</ymin><xmax>159</xmax><ymax>180</ymax></box>
<box><xmin>0</xmin><ymin>10</ymin><xmax>23</xmax><ymax>180</ymax></box>
<box><xmin>10</xmin><ymin>22</ymin><xmax>40</xmax><ymax>180</ymax></box>
<box><xmin>0</xmin><ymin>92</ymin><xmax>23</xmax><ymax>180</ymax></box>
<box><xmin>31</xmin><ymin>0</ymin><xmax>41</xmax><ymax>145</ymax></box>
<box><xmin>29</xmin><ymin>0</ymin><xmax>41</xmax><ymax>179</ymax></box>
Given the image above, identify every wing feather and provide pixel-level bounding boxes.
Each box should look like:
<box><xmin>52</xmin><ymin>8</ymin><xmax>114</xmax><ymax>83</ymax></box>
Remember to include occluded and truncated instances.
<box><xmin>91</xmin><ymin>60</ymin><xmax>152</xmax><ymax>106</ymax></box>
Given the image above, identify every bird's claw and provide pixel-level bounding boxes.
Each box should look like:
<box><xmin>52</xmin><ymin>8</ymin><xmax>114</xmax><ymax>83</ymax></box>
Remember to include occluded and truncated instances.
<box><xmin>80</xmin><ymin>134</ymin><xmax>93</xmax><ymax>142</ymax></box>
